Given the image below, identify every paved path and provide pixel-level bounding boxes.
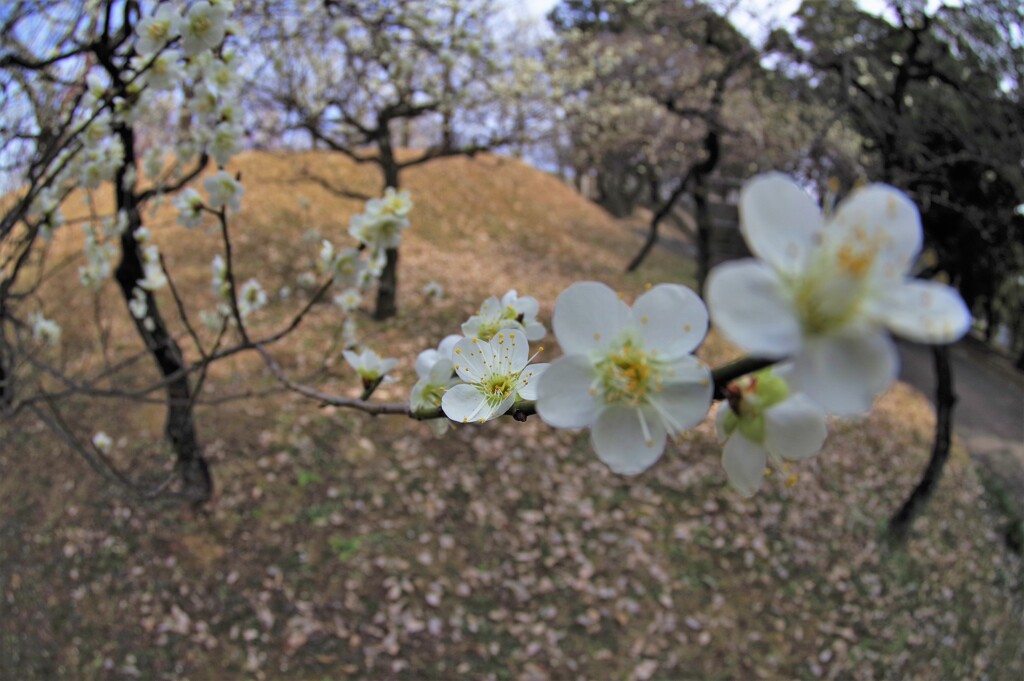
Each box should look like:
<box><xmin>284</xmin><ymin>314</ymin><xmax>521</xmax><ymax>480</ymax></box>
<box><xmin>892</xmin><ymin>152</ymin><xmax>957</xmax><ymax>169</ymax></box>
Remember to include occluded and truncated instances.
<box><xmin>898</xmin><ymin>338</ymin><xmax>1024</xmax><ymax>519</ymax></box>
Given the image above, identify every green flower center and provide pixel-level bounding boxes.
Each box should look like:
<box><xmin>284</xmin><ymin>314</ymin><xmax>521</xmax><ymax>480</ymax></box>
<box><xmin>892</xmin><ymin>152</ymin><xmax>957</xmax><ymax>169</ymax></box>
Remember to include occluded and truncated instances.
<box><xmin>147</xmin><ymin>22</ymin><xmax>168</xmax><ymax>40</ymax></box>
<box><xmin>482</xmin><ymin>374</ymin><xmax>515</xmax><ymax>405</ymax></box>
<box><xmin>597</xmin><ymin>340</ymin><xmax>658</xmax><ymax>406</ymax></box>
<box><xmin>191</xmin><ymin>14</ymin><xmax>211</xmax><ymax>36</ymax></box>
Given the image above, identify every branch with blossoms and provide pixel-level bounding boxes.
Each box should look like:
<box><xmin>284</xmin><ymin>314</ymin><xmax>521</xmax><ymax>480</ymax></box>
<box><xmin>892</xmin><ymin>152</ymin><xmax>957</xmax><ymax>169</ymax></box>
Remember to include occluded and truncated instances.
<box><xmin>253</xmin><ymin>173</ymin><xmax>970</xmax><ymax>510</ymax></box>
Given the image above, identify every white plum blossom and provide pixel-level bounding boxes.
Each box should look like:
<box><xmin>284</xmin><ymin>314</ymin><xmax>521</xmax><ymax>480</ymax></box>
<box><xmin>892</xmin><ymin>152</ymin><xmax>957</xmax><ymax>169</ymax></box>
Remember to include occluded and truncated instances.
<box><xmin>30</xmin><ymin>311</ymin><xmax>61</xmax><ymax>346</ymax></box>
<box><xmin>423</xmin><ymin>281</ymin><xmax>444</xmax><ymax>300</ymax></box>
<box><xmin>79</xmin><ymin>224</ymin><xmax>116</xmax><ymax>289</ymax></box>
<box><xmin>128</xmin><ymin>287</ymin><xmax>149</xmax><ymax>320</ymax></box>
<box><xmin>371</xmin><ymin>187</ymin><xmax>413</xmax><ymax>218</ymax></box>
<box><xmin>333</xmin><ymin>288</ymin><xmax>362</xmax><ymax>312</ymax></box>
<box><xmin>101</xmin><ymin>211</ymin><xmax>129</xmax><ymax>239</ymax></box>
<box><xmin>716</xmin><ymin>369</ymin><xmax>827</xmax><ymax>497</ymax></box>
<box><xmin>142</xmin><ymin>147</ymin><xmax>164</xmax><ymax>181</ymax></box>
<box><xmin>343</xmin><ymin>349</ymin><xmax>398</xmax><ymax>384</ymax></box>
<box><xmin>134</xmin><ymin>49</ymin><xmax>185</xmax><ymax>91</ymax></box>
<box><xmin>137</xmin><ymin>245</ymin><xmax>168</xmax><ymax>291</ymax></box>
<box><xmin>174</xmin><ymin>188</ymin><xmax>204</xmax><ymax>229</ymax></box>
<box><xmin>204</xmin><ymin>170</ymin><xmax>243</xmax><ymax>212</ymax></box>
<box><xmin>441</xmin><ymin>329</ymin><xmax>548</xmax><ymax>424</ymax></box>
<box><xmin>536</xmin><ymin>282</ymin><xmax>713</xmax><ymax>475</ymax></box>
<box><xmin>181</xmin><ymin>1</ymin><xmax>230</xmax><ymax>57</ymax></box>
<box><xmin>91</xmin><ymin>431</ymin><xmax>113</xmax><ymax>454</ymax></box>
<box><xmin>206</xmin><ymin>121</ymin><xmax>244</xmax><ymax>167</ymax></box>
<box><xmin>349</xmin><ymin>212</ymin><xmax>408</xmax><ymax>251</ymax></box>
<box><xmin>237</xmin><ymin>278</ymin><xmax>267</xmax><ymax>318</ymax></box>
<box><xmin>136</xmin><ymin>4</ymin><xmax>182</xmax><ymax>55</ymax></box>
<box><xmin>706</xmin><ymin>173</ymin><xmax>971</xmax><ymax>415</ymax></box>
<box><xmin>410</xmin><ymin>336</ymin><xmax>463</xmax><ymax>434</ymax></box>
<box><xmin>462</xmin><ymin>289</ymin><xmax>546</xmax><ymax>342</ymax></box>
<box><xmin>211</xmin><ymin>254</ymin><xmax>229</xmax><ymax>299</ymax></box>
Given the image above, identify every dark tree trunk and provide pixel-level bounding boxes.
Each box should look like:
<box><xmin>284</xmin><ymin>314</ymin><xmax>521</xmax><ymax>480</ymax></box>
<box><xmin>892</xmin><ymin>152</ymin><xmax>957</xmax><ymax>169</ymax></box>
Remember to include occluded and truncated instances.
<box><xmin>114</xmin><ymin>124</ymin><xmax>212</xmax><ymax>503</ymax></box>
<box><xmin>626</xmin><ymin>129</ymin><xmax>719</xmax><ymax>276</ymax></box>
<box><xmin>373</xmin><ymin>143</ymin><xmax>401</xmax><ymax>320</ymax></box>
<box><xmin>889</xmin><ymin>345</ymin><xmax>955</xmax><ymax>538</ymax></box>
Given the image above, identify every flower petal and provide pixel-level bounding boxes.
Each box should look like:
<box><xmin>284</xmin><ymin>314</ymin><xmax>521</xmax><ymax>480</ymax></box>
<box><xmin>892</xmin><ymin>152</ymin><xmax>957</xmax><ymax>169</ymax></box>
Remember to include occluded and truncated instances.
<box><xmin>591</xmin><ymin>404</ymin><xmax>667</xmax><ymax>475</ymax></box>
<box><xmin>438</xmin><ymin>334</ymin><xmax>462</xmax><ymax>360</ymax></box>
<box><xmin>516</xmin><ymin>362</ymin><xmax>549</xmax><ymax>401</ymax></box>
<box><xmin>552</xmin><ymin>281</ymin><xmax>630</xmax><ymax>355</ymax></box>
<box><xmin>740</xmin><ymin>173</ymin><xmax>823</xmax><ymax>274</ymax></box>
<box><xmin>764</xmin><ymin>394</ymin><xmax>828</xmax><ymax>462</ymax></box>
<box><xmin>722</xmin><ymin>432</ymin><xmax>768</xmax><ymax>498</ymax></box>
<box><xmin>427</xmin><ymin>358</ymin><xmax>455</xmax><ymax>385</ymax></box>
<box><xmin>632</xmin><ymin>283</ymin><xmax>708</xmax><ymax>357</ymax></box>
<box><xmin>787</xmin><ymin>331</ymin><xmax>898</xmax><ymax>415</ymax></box>
<box><xmin>832</xmin><ymin>184</ymin><xmax>921</xmax><ymax>270</ymax></box>
<box><xmin>871</xmin><ymin>279</ymin><xmax>971</xmax><ymax>344</ymax></box>
<box><xmin>415</xmin><ymin>349</ymin><xmax>440</xmax><ymax>379</ymax></box>
<box><xmin>651</xmin><ymin>357</ymin><xmax>713</xmax><ymax>433</ymax></box>
<box><xmin>536</xmin><ymin>355</ymin><xmax>600</xmax><ymax>428</ymax></box>
<box><xmin>493</xmin><ymin>329</ymin><xmax>528</xmax><ymax>373</ymax></box>
<box><xmin>524</xmin><ymin>320</ymin><xmax>547</xmax><ymax>341</ymax></box>
<box><xmin>706</xmin><ymin>260</ymin><xmax>803</xmax><ymax>358</ymax></box>
<box><xmin>342</xmin><ymin>350</ymin><xmax>360</xmax><ymax>371</ymax></box>
<box><xmin>441</xmin><ymin>383</ymin><xmax>487</xmax><ymax>423</ymax></box>
<box><xmin>452</xmin><ymin>337</ymin><xmax>489</xmax><ymax>382</ymax></box>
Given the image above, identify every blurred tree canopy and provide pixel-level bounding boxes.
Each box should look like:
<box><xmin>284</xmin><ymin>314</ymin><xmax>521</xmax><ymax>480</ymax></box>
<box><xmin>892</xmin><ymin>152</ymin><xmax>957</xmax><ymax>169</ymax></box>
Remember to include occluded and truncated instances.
<box><xmin>775</xmin><ymin>0</ymin><xmax>1023</xmax><ymax>341</ymax></box>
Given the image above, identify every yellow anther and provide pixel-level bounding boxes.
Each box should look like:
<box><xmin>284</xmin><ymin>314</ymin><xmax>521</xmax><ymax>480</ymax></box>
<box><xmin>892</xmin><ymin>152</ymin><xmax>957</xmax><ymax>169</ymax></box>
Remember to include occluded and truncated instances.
<box><xmin>786</xmin><ymin>473</ymin><xmax>799</xmax><ymax>488</ymax></box>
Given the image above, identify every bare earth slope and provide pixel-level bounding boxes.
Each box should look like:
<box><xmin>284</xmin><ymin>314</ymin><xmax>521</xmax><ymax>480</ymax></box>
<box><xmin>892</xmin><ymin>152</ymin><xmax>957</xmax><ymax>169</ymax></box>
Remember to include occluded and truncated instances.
<box><xmin>1</xmin><ymin>151</ymin><xmax>1021</xmax><ymax>680</ymax></box>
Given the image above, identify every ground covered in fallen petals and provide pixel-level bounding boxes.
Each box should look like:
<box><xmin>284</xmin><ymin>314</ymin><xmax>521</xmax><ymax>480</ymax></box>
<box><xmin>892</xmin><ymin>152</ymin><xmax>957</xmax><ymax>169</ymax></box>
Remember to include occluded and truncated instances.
<box><xmin>2</xmin><ymin>152</ymin><xmax>1021</xmax><ymax>680</ymax></box>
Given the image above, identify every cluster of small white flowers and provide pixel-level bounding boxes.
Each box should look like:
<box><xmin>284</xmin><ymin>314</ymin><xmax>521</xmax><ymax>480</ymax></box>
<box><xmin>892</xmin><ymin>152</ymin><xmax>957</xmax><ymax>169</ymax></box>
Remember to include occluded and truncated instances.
<box><xmin>29</xmin><ymin>311</ymin><xmax>61</xmax><ymax>346</ymax></box>
<box><xmin>462</xmin><ymin>289</ymin><xmax>546</xmax><ymax>342</ymax></box>
<box><xmin>134</xmin><ymin>228</ymin><xmax>167</xmax><ymax>292</ymax></box>
<box><xmin>174</xmin><ymin>188</ymin><xmax>205</xmax><ymax>229</ymax></box>
<box><xmin>29</xmin><ymin>187</ymin><xmax>64</xmax><ymax>239</ymax></box>
<box><xmin>128</xmin><ymin>287</ymin><xmax>155</xmax><ymax>331</ymax></box>
<box><xmin>398</xmin><ymin>289</ymin><xmax>549</xmax><ymax>429</ymax></box>
<box><xmin>385</xmin><ymin>174</ymin><xmax>971</xmax><ymax>498</ymax></box>
<box><xmin>79</xmin><ymin>224</ymin><xmax>117</xmax><ymax>290</ymax></box>
<box><xmin>237</xmin><ymin>278</ymin><xmax>267</xmax><ymax>318</ymax></box>
<box><xmin>348</xmin><ymin>188</ymin><xmax>413</xmax><ymax>252</ymax></box>
<box><xmin>203</xmin><ymin>171</ymin><xmax>244</xmax><ymax>212</ymax></box>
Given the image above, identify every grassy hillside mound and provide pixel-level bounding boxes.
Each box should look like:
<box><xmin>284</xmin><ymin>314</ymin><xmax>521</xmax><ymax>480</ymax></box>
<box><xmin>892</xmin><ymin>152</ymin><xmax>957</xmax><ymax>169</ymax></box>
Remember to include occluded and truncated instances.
<box><xmin>1</xmin><ymin>151</ymin><xmax>1021</xmax><ymax>680</ymax></box>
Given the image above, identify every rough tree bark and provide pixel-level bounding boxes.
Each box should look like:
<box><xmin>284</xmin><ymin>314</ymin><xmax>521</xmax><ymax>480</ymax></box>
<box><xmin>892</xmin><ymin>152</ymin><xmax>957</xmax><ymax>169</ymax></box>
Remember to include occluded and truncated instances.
<box><xmin>374</xmin><ymin>141</ymin><xmax>402</xmax><ymax>321</ymax></box>
<box><xmin>625</xmin><ymin>129</ymin><xmax>720</xmax><ymax>279</ymax></box>
<box><xmin>113</xmin><ymin>124</ymin><xmax>212</xmax><ymax>503</ymax></box>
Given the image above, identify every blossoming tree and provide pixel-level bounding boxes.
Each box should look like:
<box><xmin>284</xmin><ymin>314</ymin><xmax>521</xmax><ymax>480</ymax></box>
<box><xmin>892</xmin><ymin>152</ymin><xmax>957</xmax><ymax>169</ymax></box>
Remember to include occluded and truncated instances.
<box><xmin>0</xmin><ymin>0</ymin><xmax>975</xmax><ymax>533</ymax></box>
<box><xmin>247</xmin><ymin>0</ymin><xmax>537</xmax><ymax>320</ymax></box>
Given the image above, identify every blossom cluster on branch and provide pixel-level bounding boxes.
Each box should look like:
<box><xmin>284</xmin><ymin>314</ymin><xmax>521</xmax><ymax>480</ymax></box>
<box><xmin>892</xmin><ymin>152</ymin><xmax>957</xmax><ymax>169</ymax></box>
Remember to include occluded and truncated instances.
<box><xmin>7</xmin><ymin>1</ymin><xmax>971</xmax><ymax>502</ymax></box>
<box><xmin>314</xmin><ymin>174</ymin><xmax>970</xmax><ymax>497</ymax></box>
